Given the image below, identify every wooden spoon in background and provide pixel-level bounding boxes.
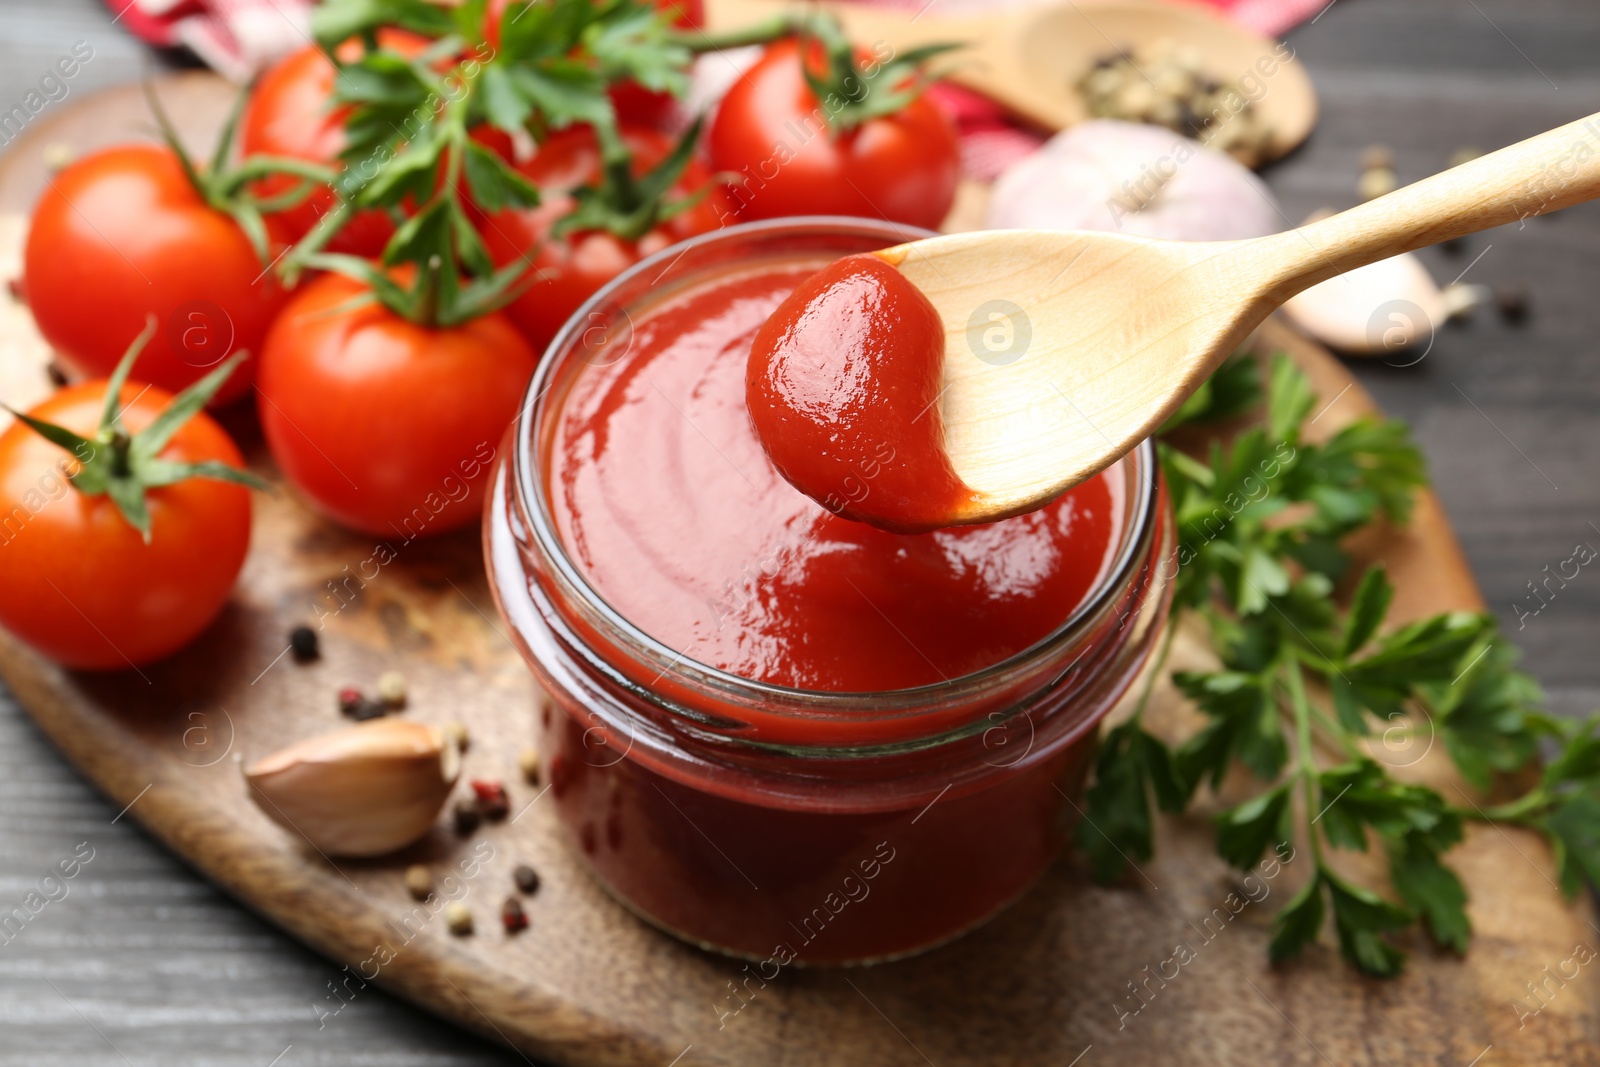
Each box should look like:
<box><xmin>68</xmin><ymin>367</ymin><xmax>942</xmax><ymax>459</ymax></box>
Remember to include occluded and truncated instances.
<box><xmin>872</xmin><ymin>111</ymin><xmax>1600</xmax><ymax>528</ymax></box>
<box><xmin>701</xmin><ymin>0</ymin><xmax>1319</xmax><ymax>163</ymax></box>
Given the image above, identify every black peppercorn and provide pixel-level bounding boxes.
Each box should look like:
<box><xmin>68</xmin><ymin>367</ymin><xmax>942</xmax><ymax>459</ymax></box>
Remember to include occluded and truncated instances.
<box><xmin>452</xmin><ymin>799</ymin><xmax>481</xmax><ymax>836</ymax></box>
<box><xmin>1494</xmin><ymin>283</ymin><xmax>1530</xmax><ymax>324</ymax></box>
<box><xmin>289</xmin><ymin>625</ymin><xmax>320</xmax><ymax>663</ymax></box>
<box><xmin>351</xmin><ymin>698</ymin><xmax>387</xmax><ymax>721</ymax></box>
<box><xmin>513</xmin><ymin>864</ymin><xmax>541</xmax><ymax>895</ymax></box>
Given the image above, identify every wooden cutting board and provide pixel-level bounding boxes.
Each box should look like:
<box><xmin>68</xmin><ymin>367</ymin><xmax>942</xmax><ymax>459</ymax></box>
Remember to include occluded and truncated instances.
<box><xmin>0</xmin><ymin>74</ymin><xmax>1595</xmax><ymax>1067</ymax></box>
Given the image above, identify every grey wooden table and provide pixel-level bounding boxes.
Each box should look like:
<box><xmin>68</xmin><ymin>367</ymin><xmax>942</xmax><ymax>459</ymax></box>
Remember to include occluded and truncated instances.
<box><xmin>0</xmin><ymin>0</ymin><xmax>1597</xmax><ymax>1062</ymax></box>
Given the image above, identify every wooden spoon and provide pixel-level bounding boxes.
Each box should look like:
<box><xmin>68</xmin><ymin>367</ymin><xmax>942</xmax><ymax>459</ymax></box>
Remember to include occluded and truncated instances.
<box><xmin>701</xmin><ymin>0</ymin><xmax>1318</xmax><ymax>163</ymax></box>
<box><xmin>882</xmin><ymin>111</ymin><xmax>1600</xmax><ymax>526</ymax></box>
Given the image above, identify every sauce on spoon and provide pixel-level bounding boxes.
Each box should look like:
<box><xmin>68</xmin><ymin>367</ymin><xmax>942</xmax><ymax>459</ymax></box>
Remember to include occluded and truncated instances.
<box><xmin>746</xmin><ymin>253</ymin><xmax>973</xmax><ymax>533</ymax></box>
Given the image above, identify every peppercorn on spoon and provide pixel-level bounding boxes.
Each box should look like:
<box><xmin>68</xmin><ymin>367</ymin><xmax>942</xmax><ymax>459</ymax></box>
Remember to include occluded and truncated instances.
<box><xmin>881</xmin><ymin>110</ymin><xmax>1600</xmax><ymax>527</ymax></box>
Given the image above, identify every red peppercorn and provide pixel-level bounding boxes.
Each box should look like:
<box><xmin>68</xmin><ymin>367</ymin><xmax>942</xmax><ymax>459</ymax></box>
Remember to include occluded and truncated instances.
<box><xmin>471</xmin><ymin>779</ymin><xmax>510</xmax><ymax>821</ymax></box>
<box><xmin>337</xmin><ymin>687</ymin><xmax>364</xmax><ymax>715</ymax></box>
<box><xmin>501</xmin><ymin>896</ymin><xmax>528</xmax><ymax>933</ymax></box>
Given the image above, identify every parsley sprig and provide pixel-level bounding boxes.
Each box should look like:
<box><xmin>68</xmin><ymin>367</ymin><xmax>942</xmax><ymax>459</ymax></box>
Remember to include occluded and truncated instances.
<box><xmin>285</xmin><ymin>0</ymin><xmax>779</xmax><ymax>319</ymax></box>
<box><xmin>281</xmin><ymin>1</ymin><xmax>541</xmax><ymax>323</ymax></box>
<box><xmin>1083</xmin><ymin>350</ymin><xmax>1600</xmax><ymax>976</ymax></box>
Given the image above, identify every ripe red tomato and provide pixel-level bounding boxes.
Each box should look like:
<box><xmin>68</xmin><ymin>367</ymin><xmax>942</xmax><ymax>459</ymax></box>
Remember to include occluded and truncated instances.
<box><xmin>707</xmin><ymin>38</ymin><xmax>960</xmax><ymax>230</ymax></box>
<box><xmin>23</xmin><ymin>143</ymin><xmax>287</xmax><ymax>405</ymax></box>
<box><xmin>0</xmin><ymin>383</ymin><xmax>252</xmax><ymax>669</ymax></box>
<box><xmin>240</xmin><ymin>35</ymin><xmax>515</xmax><ymax>256</ymax></box>
<box><xmin>256</xmin><ymin>271</ymin><xmax>538</xmax><ymax>536</ymax></box>
<box><xmin>478</xmin><ymin>124</ymin><xmax>729</xmax><ymax>351</ymax></box>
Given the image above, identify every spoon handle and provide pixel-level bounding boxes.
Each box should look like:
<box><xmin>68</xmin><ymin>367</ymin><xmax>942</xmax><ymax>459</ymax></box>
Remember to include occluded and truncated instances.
<box><xmin>1256</xmin><ymin>111</ymin><xmax>1600</xmax><ymax>297</ymax></box>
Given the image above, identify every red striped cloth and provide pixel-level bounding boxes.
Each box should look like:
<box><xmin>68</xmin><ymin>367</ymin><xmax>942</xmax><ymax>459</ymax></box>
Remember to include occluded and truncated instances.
<box><xmin>107</xmin><ymin>0</ymin><xmax>313</xmax><ymax>82</ymax></box>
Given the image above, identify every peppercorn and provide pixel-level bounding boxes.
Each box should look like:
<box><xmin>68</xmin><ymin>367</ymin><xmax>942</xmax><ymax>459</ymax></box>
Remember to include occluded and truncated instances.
<box><xmin>445</xmin><ymin>902</ymin><xmax>473</xmax><ymax>936</ymax></box>
<box><xmin>1076</xmin><ymin>45</ymin><xmax>1272</xmax><ymax>167</ymax></box>
<box><xmin>1360</xmin><ymin>144</ymin><xmax>1395</xmax><ymax>171</ymax></box>
<box><xmin>513</xmin><ymin>864</ymin><xmax>541</xmax><ymax>895</ymax></box>
<box><xmin>376</xmin><ymin>671</ymin><xmax>407</xmax><ymax>709</ymax></box>
<box><xmin>1358</xmin><ymin>166</ymin><xmax>1398</xmax><ymax>202</ymax></box>
<box><xmin>351</xmin><ymin>698</ymin><xmax>388</xmax><ymax>722</ymax></box>
<box><xmin>517</xmin><ymin>747</ymin><xmax>540</xmax><ymax>785</ymax></box>
<box><xmin>452</xmin><ymin>798</ymin><xmax>482</xmax><ymax>836</ymax></box>
<box><xmin>337</xmin><ymin>687</ymin><xmax>364</xmax><ymax>716</ymax></box>
<box><xmin>472</xmin><ymin>779</ymin><xmax>510</xmax><ymax>821</ymax></box>
<box><xmin>501</xmin><ymin>896</ymin><xmax>528</xmax><ymax>933</ymax></box>
<box><xmin>289</xmin><ymin>625</ymin><xmax>320</xmax><ymax>663</ymax></box>
<box><xmin>404</xmin><ymin>864</ymin><xmax>432</xmax><ymax>901</ymax></box>
<box><xmin>1494</xmin><ymin>283</ymin><xmax>1530</xmax><ymax>324</ymax></box>
<box><xmin>443</xmin><ymin>721</ymin><xmax>470</xmax><ymax>753</ymax></box>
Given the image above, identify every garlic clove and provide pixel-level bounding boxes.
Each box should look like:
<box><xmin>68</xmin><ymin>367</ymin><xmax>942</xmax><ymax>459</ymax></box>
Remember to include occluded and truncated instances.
<box><xmin>1280</xmin><ymin>216</ymin><xmax>1446</xmax><ymax>357</ymax></box>
<box><xmin>245</xmin><ymin>719</ymin><xmax>460</xmax><ymax>858</ymax></box>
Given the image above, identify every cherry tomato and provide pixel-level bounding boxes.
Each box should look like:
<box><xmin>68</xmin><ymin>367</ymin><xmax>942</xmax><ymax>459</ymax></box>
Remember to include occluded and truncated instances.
<box><xmin>241</xmin><ymin>34</ymin><xmax>515</xmax><ymax>256</ymax></box>
<box><xmin>478</xmin><ymin>124</ymin><xmax>730</xmax><ymax>351</ymax></box>
<box><xmin>23</xmin><ymin>143</ymin><xmax>287</xmax><ymax>405</ymax></box>
<box><xmin>707</xmin><ymin>38</ymin><xmax>960</xmax><ymax>229</ymax></box>
<box><xmin>0</xmin><ymin>383</ymin><xmax>252</xmax><ymax>669</ymax></box>
<box><xmin>256</xmin><ymin>271</ymin><xmax>538</xmax><ymax>536</ymax></box>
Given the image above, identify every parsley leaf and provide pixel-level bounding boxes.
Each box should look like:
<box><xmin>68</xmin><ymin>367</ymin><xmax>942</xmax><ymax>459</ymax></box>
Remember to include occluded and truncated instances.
<box><xmin>1078</xmin><ymin>718</ymin><xmax>1185</xmax><ymax>882</ymax></box>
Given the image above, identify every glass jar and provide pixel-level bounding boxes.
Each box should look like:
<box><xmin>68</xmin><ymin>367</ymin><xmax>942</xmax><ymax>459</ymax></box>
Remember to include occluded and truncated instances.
<box><xmin>485</xmin><ymin>218</ymin><xmax>1174</xmax><ymax>965</ymax></box>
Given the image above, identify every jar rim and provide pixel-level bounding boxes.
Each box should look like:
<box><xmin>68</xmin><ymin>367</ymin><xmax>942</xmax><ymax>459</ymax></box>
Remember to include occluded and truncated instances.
<box><xmin>508</xmin><ymin>216</ymin><xmax>1162</xmax><ymax>716</ymax></box>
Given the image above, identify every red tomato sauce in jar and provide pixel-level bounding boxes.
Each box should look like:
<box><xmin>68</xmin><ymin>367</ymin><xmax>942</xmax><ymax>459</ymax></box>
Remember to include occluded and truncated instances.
<box><xmin>549</xmin><ymin>261</ymin><xmax>1121</xmax><ymax>692</ymax></box>
<box><xmin>487</xmin><ymin>220</ymin><xmax>1172</xmax><ymax>964</ymax></box>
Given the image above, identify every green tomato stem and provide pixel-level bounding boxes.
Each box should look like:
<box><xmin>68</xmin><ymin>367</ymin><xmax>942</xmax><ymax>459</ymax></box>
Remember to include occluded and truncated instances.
<box><xmin>218</xmin><ymin>155</ymin><xmax>341</xmax><ymax>195</ymax></box>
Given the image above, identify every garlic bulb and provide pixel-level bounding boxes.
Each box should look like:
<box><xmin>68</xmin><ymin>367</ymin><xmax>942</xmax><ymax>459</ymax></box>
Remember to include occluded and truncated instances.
<box><xmin>245</xmin><ymin>719</ymin><xmax>460</xmax><ymax>857</ymax></box>
<box><xmin>984</xmin><ymin>120</ymin><xmax>1282</xmax><ymax>242</ymax></box>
